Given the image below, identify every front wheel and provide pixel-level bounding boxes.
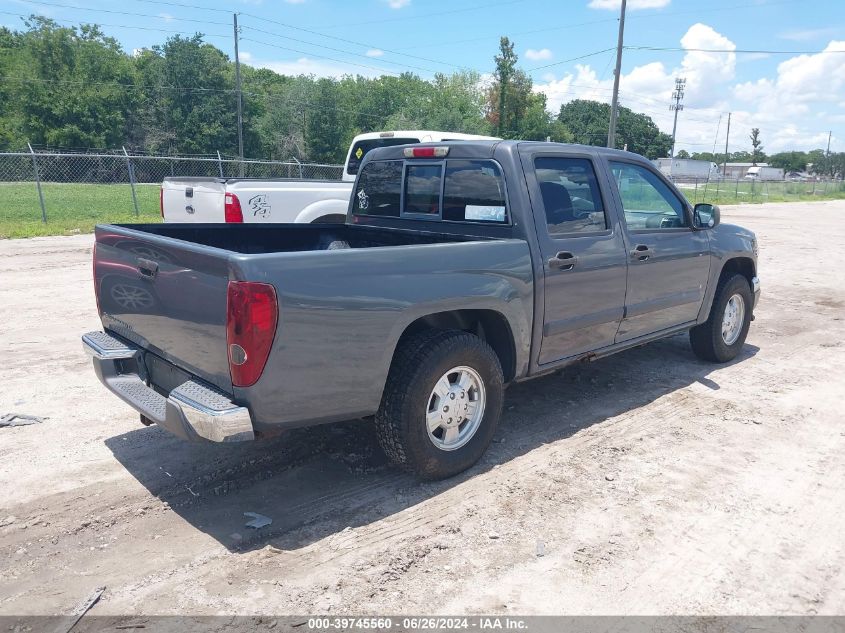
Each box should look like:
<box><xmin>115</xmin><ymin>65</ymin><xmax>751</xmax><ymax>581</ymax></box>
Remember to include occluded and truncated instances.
<box><xmin>375</xmin><ymin>330</ymin><xmax>504</xmax><ymax>480</ymax></box>
<box><xmin>690</xmin><ymin>273</ymin><xmax>753</xmax><ymax>362</ymax></box>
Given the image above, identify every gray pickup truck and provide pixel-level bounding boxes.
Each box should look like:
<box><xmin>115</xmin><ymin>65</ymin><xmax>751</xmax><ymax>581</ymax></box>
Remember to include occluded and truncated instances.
<box><xmin>83</xmin><ymin>140</ymin><xmax>760</xmax><ymax>479</ymax></box>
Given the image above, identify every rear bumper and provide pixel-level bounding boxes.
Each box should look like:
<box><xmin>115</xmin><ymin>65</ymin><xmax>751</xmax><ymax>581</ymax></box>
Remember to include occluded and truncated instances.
<box><xmin>751</xmin><ymin>276</ymin><xmax>761</xmax><ymax>310</ymax></box>
<box><xmin>82</xmin><ymin>331</ymin><xmax>254</xmax><ymax>442</ymax></box>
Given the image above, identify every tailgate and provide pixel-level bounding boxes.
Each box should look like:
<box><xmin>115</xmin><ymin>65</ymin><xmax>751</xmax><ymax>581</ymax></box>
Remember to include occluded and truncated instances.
<box><xmin>162</xmin><ymin>178</ymin><xmax>225</xmax><ymax>222</ymax></box>
<box><xmin>94</xmin><ymin>226</ymin><xmax>233</xmax><ymax>392</ymax></box>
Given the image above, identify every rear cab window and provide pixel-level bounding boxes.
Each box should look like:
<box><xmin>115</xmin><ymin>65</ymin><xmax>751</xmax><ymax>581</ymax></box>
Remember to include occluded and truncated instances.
<box><xmin>346</xmin><ymin>137</ymin><xmax>421</xmax><ymax>177</ymax></box>
<box><xmin>353</xmin><ymin>159</ymin><xmax>508</xmax><ymax>224</ymax></box>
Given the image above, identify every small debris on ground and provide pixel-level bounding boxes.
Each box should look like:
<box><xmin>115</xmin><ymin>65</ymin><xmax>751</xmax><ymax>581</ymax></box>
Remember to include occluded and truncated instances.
<box><xmin>535</xmin><ymin>541</ymin><xmax>546</xmax><ymax>557</ymax></box>
<box><xmin>244</xmin><ymin>512</ymin><xmax>272</xmax><ymax>529</ymax></box>
<box><xmin>488</xmin><ymin>531</ymin><xmax>500</xmax><ymax>540</ymax></box>
<box><xmin>0</xmin><ymin>413</ymin><xmax>45</xmax><ymax>428</ymax></box>
<box><xmin>605</xmin><ymin>474</ymin><xmax>616</xmax><ymax>481</ymax></box>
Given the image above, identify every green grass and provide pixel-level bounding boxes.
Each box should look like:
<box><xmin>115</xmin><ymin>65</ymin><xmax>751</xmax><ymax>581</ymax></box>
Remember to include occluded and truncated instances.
<box><xmin>1</xmin><ymin>178</ymin><xmax>843</xmax><ymax>239</ymax></box>
<box><xmin>677</xmin><ymin>180</ymin><xmax>845</xmax><ymax>206</ymax></box>
<box><xmin>0</xmin><ymin>182</ymin><xmax>162</xmax><ymax>239</ymax></box>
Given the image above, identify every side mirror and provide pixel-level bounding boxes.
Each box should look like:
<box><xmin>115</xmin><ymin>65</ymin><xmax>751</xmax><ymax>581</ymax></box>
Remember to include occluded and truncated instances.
<box><xmin>693</xmin><ymin>202</ymin><xmax>720</xmax><ymax>229</ymax></box>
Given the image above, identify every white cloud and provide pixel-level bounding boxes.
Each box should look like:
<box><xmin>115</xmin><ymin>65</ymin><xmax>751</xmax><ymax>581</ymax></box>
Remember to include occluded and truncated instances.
<box><xmin>534</xmin><ymin>24</ymin><xmax>845</xmax><ymax>153</ymax></box>
<box><xmin>779</xmin><ymin>27</ymin><xmax>840</xmax><ymax>42</ymax></box>
<box><xmin>366</xmin><ymin>49</ymin><xmax>385</xmax><ymax>58</ymax></box>
<box><xmin>158</xmin><ymin>12</ymin><xmax>174</xmax><ymax>22</ymax></box>
<box><xmin>588</xmin><ymin>0</ymin><xmax>670</xmax><ymax>10</ymax></box>
<box><xmin>385</xmin><ymin>0</ymin><xmax>411</xmax><ymax>8</ymax></box>
<box><xmin>525</xmin><ymin>48</ymin><xmax>553</xmax><ymax>62</ymax></box>
<box><xmin>284</xmin><ymin>0</ymin><xmax>307</xmax><ymax>3</ymax></box>
<box><xmin>239</xmin><ymin>51</ymin><xmax>253</xmax><ymax>62</ymax></box>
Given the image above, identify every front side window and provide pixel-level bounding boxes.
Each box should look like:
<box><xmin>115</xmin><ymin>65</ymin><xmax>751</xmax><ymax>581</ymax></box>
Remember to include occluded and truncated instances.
<box><xmin>609</xmin><ymin>161</ymin><xmax>689</xmax><ymax>229</ymax></box>
<box><xmin>534</xmin><ymin>157</ymin><xmax>607</xmax><ymax>235</ymax></box>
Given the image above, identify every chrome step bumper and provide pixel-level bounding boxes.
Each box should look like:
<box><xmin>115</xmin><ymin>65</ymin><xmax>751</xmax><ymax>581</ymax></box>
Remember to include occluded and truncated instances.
<box><xmin>82</xmin><ymin>331</ymin><xmax>254</xmax><ymax>442</ymax></box>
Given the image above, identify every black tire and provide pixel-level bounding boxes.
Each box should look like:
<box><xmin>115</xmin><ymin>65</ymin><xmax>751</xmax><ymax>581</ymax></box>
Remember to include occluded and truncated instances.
<box><xmin>375</xmin><ymin>329</ymin><xmax>504</xmax><ymax>480</ymax></box>
<box><xmin>690</xmin><ymin>273</ymin><xmax>753</xmax><ymax>362</ymax></box>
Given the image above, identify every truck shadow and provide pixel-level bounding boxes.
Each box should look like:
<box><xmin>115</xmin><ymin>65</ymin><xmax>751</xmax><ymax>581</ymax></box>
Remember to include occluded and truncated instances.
<box><xmin>105</xmin><ymin>333</ymin><xmax>758</xmax><ymax>554</ymax></box>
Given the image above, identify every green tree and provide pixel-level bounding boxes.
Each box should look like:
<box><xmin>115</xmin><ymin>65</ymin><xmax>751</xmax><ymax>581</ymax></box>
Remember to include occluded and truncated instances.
<box><xmin>676</xmin><ymin>149</ymin><xmax>690</xmax><ymax>159</ymax></box>
<box><xmin>750</xmin><ymin>128</ymin><xmax>764</xmax><ymax>165</ymax></box>
<box><xmin>557</xmin><ymin>99</ymin><xmax>671</xmax><ymax>158</ymax></box>
<box><xmin>491</xmin><ymin>37</ymin><xmax>517</xmax><ymax>137</ymax></box>
<box><xmin>769</xmin><ymin>151</ymin><xmax>808</xmax><ymax>173</ymax></box>
<box><xmin>3</xmin><ymin>17</ymin><xmax>136</xmax><ymax>149</ymax></box>
<box><xmin>305</xmin><ymin>78</ymin><xmax>342</xmax><ymax>163</ymax></box>
<box><xmin>134</xmin><ymin>34</ymin><xmax>236</xmax><ymax>155</ymax></box>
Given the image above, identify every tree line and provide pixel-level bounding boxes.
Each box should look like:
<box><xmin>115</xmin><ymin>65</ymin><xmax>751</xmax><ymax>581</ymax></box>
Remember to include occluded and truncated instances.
<box><xmin>675</xmin><ymin>128</ymin><xmax>843</xmax><ymax>179</ymax></box>
<box><xmin>0</xmin><ymin>17</ymin><xmax>702</xmax><ymax>165</ymax></box>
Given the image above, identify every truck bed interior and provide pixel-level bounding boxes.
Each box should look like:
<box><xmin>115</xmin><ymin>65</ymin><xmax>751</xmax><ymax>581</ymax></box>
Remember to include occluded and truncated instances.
<box><xmin>113</xmin><ymin>223</ymin><xmax>491</xmax><ymax>254</ymax></box>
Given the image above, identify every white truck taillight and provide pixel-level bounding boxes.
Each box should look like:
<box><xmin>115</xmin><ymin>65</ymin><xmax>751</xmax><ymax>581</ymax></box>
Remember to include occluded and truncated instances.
<box><xmin>226</xmin><ymin>281</ymin><xmax>278</xmax><ymax>387</ymax></box>
<box><xmin>225</xmin><ymin>193</ymin><xmax>244</xmax><ymax>223</ymax></box>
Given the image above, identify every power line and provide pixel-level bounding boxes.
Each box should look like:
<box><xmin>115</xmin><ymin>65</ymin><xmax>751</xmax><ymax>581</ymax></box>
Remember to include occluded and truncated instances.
<box><xmin>527</xmin><ymin>47</ymin><xmax>618</xmax><ymax>73</ymax></box>
<box><xmin>15</xmin><ymin>0</ymin><xmax>230</xmax><ymax>26</ymax></box>
<box><xmin>239</xmin><ymin>36</ymin><xmax>402</xmax><ymax>76</ymax></box>
<box><xmin>239</xmin><ymin>24</ymin><xmax>440</xmax><ymax>75</ymax></box>
<box><xmin>0</xmin><ymin>10</ymin><xmax>230</xmax><ymax>39</ymax></box>
<box><xmin>238</xmin><ymin>12</ymin><xmax>461</xmax><ymax>70</ymax></box>
<box><xmin>625</xmin><ymin>45</ymin><xmax>845</xmax><ymax>55</ymax></box>
<box><xmin>322</xmin><ymin>0</ymin><xmax>524</xmax><ymax>29</ymax></box>
<box><xmin>127</xmin><ymin>0</ymin><xmax>232</xmax><ymax>13</ymax></box>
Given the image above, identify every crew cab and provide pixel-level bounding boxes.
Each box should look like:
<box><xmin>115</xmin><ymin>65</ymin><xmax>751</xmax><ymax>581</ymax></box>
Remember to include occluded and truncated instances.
<box><xmin>84</xmin><ymin>141</ymin><xmax>760</xmax><ymax>480</ymax></box>
<box><xmin>160</xmin><ymin>130</ymin><xmax>498</xmax><ymax>225</ymax></box>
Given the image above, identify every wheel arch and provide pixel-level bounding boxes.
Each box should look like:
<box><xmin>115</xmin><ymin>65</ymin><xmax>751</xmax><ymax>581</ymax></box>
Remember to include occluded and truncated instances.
<box><xmin>394</xmin><ymin>309</ymin><xmax>518</xmax><ymax>384</ymax></box>
<box><xmin>719</xmin><ymin>256</ymin><xmax>756</xmax><ymax>287</ymax></box>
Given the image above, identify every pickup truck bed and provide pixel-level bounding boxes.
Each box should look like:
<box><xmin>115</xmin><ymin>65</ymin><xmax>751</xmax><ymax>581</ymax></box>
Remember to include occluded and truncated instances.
<box><xmin>86</xmin><ymin>140</ymin><xmax>759</xmax><ymax>480</ymax></box>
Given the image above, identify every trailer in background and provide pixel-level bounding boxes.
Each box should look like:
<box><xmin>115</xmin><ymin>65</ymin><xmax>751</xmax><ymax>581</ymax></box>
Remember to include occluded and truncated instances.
<box><xmin>654</xmin><ymin>158</ymin><xmax>722</xmax><ymax>181</ymax></box>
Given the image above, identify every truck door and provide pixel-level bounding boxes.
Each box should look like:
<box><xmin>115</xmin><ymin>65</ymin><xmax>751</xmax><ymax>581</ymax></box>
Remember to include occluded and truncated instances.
<box><xmin>604</xmin><ymin>159</ymin><xmax>711</xmax><ymax>342</ymax></box>
<box><xmin>523</xmin><ymin>151</ymin><xmax>628</xmax><ymax>365</ymax></box>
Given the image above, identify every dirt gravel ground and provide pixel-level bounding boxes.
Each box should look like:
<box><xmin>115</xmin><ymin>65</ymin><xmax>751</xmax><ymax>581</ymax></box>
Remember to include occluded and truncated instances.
<box><xmin>1</xmin><ymin>200</ymin><xmax>844</xmax><ymax>617</ymax></box>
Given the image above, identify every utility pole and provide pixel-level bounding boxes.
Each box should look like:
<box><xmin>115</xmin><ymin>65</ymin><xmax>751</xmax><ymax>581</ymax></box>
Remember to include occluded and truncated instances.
<box><xmin>722</xmin><ymin>112</ymin><xmax>731</xmax><ymax>179</ymax></box>
<box><xmin>607</xmin><ymin>0</ymin><xmax>626</xmax><ymax>149</ymax></box>
<box><xmin>233</xmin><ymin>13</ymin><xmax>245</xmax><ymax>177</ymax></box>
<box><xmin>826</xmin><ymin>130</ymin><xmax>832</xmax><ymax>157</ymax></box>
<box><xmin>669</xmin><ymin>77</ymin><xmax>686</xmax><ymax>158</ymax></box>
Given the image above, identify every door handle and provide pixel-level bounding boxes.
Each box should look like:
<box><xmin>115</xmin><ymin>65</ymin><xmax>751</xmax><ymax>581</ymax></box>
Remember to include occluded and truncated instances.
<box><xmin>137</xmin><ymin>258</ymin><xmax>159</xmax><ymax>279</ymax></box>
<box><xmin>630</xmin><ymin>244</ymin><xmax>653</xmax><ymax>261</ymax></box>
<box><xmin>548</xmin><ymin>251</ymin><xmax>578</xmax><ymax>271</ymax></box>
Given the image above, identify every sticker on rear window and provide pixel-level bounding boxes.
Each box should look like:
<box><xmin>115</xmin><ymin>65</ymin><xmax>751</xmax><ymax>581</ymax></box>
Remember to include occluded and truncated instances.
<box><xmin>357</xmin><ymin>189</ymin><xmax>369</xmax><ymax>210</ymax></box>
<box><xmin>465</xmin><ymin>205</ymin><xmax>506</xmax><ymax>222</ymax></box>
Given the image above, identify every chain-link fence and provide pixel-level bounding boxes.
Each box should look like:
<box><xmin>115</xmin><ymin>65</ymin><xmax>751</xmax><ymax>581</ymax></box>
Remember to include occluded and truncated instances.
<box><xmin>667</xmin><ymin>176</ymin><xmax>845</xmax><ymax>205</ymax></box>
<box><xmin>0</xmin><ymin>148</ymin><xmax>344</xmax><ymax>238</ymax></box>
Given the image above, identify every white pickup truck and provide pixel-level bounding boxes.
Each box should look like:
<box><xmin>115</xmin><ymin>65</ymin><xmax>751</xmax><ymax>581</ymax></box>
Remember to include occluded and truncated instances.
<box><xmin>160</xmin><ymin>130</ymin><xmax>499</xmax><ymax>224</ymax></box>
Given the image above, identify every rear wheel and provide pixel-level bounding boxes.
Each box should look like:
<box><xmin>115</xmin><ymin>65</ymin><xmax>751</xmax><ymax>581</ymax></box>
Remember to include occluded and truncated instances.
<box><xmin>690</xmin><ymin>273</ymin><xmax>753</xmax><ymax>362</ymax></box>
<box><xmin>375</xmin><ymin>330</ymin><xmax>503</xmax><ymax>480</ymax></box>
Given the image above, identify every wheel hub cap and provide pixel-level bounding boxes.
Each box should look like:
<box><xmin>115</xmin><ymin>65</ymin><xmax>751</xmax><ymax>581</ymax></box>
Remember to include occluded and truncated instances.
<box><xmin>721</xmin><ymin>293</ymin><xmax>746</xmax><ymax>345</ymax></box>
<box><xmin>426</xmin><ymin>366</ymin><xmax>486</xmax><ymax>451</ymax></box>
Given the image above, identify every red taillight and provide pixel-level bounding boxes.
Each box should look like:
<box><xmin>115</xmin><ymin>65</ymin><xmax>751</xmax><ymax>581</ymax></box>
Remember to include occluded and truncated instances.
<box><xmin>226</xmin><ymin>281</ymin><xmax>278</xmax><ymax>387</ymax></box>
<box><xmin>403</xmin><ymin>146</ymin><xmax>449</xmax><ymax>158</ymax></box>
<box><xmin>225</xmin><ymin>193</ymin><xmax>244</xmax><ymax>223</ymax></box>
<box><xmin>159</xmin><ymin>186</ymin><xmax>164</xmax><ymax>218</ymax></box>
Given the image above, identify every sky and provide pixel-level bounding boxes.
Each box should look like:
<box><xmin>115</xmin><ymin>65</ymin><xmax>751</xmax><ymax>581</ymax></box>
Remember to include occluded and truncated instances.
<box><xmin>3</xmin><ymin>0</ymin><xmax>844</xmax><ymax>155</ymax></box>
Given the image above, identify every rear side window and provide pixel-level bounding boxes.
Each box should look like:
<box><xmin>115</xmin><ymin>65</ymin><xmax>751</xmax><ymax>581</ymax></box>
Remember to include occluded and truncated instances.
<box><xmin>352</xmin><ymin>160</ymin><xmax>401</xmax><ymax>217</ymax></box>
<box><xmin>535</xmin><ymin>157</ymin><xmax>607</xmax><ymax>235</ymax></box>
<box><xmin>443</xmin><ymin>160</ymin><xmax>507</xmax><ymax>223</ymax></box>
<box><xmin>346</xmin><ymin>137</ymin><xmax>420</xmax><ymax>176</ymax></box>
<box><xmin>353</xmin><ymin>159</ymin><xmax>508</xmax><ymax>223</ymax></box>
